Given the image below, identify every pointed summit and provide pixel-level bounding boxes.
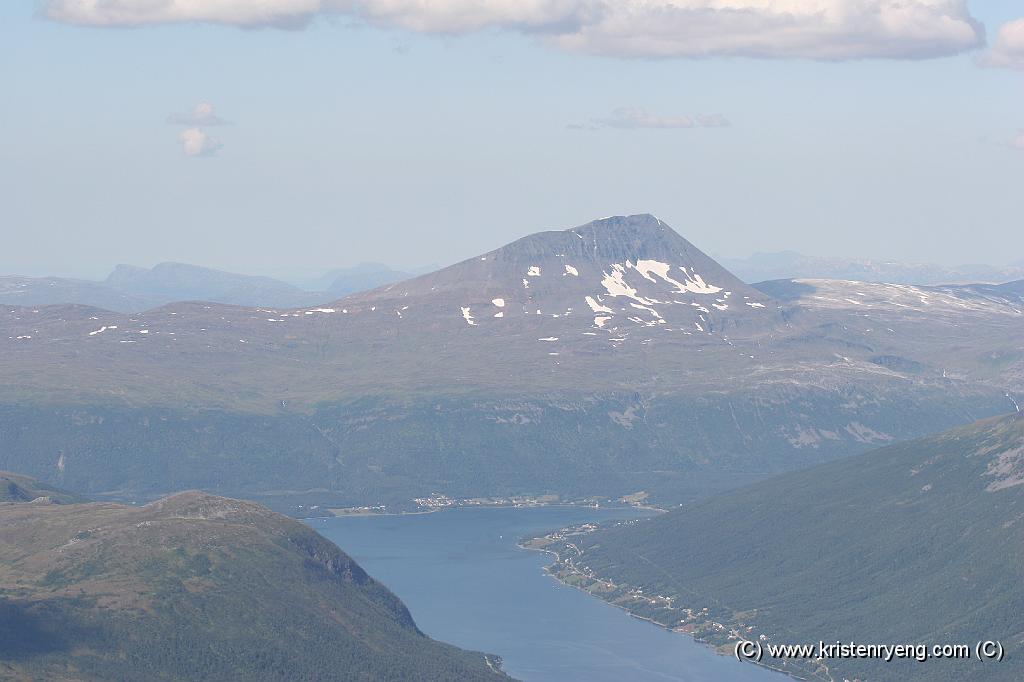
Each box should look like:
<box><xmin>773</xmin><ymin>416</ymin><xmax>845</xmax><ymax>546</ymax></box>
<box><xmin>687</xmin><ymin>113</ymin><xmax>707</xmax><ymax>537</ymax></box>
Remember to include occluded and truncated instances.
<box><xmin>480</xmin><ymin>214</ymin><xmax>723</xmax><ymax>269</ymax></box>
<box><xmin>350</xmin><ymin>214</ymin><xmax>775</xmax><ymax>338</ymax></box>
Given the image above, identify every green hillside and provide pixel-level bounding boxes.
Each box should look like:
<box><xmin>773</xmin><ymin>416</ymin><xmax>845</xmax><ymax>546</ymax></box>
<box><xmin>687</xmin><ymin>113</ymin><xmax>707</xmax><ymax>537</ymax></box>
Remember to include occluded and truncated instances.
<box><xmin>0</xmin><ymin>490</ymin><xmax>509</xmax><ymax>681</ymax></box>
<box><xmin>540</xmin><ymin>412</ymin><xmax>1024</xmax><ymax>681</ymax></box>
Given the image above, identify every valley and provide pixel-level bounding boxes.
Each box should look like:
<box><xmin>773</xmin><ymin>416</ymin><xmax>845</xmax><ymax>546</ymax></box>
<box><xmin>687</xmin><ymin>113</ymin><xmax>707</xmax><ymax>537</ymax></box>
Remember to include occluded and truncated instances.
<box><xmin>310</xmin><ymin>504</ymin><xmax>783</xmax><ymax>682</ymax></box>
<box><xmin>534</xmin><ymin>413</ymin><xmax>1024</xmax><ymax>682</ymax></box>
<box><xmin>2</xmin><ymin>215</ymin><xmax>1020</xmax><ymax>512</ymax></box>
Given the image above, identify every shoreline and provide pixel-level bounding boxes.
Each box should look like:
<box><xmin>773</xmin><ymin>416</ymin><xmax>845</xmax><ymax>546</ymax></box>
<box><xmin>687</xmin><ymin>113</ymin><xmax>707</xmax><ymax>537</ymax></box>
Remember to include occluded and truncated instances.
<box><xmin>518</xmin><ymin>531</ymin><xmax>825</xmax><ymax>682</ymax></box>
<box><xmin>316</xmin><ymin>498</ymin><xmax>668</xmax><ymax>520</ymax></box>
<box><xmin>323</xmin><ymin>508</ymin><xmax>441</xmax><ymax>518</ymax></box>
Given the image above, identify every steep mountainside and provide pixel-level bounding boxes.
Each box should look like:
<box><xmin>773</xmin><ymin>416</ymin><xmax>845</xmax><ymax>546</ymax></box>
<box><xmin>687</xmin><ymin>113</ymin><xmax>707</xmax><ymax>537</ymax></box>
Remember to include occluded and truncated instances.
<box><xmin>0</xmin><ymin>490</ymin><xmax>508</xmax><ymax>681</ymax></box>
<box><xmin>0</xmin><ymin>215</ymin><xmax>1019</xmax><ymax>510</ymax></box>
<box><xmin>552</xmin><ymin>412</ymin><xmax>1024</xmax><ymax>681</ymax></box>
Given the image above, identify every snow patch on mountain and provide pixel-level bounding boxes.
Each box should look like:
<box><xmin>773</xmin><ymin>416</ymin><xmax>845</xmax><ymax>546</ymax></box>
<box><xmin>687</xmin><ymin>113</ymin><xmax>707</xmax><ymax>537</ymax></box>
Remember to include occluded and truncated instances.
<box><xmin>601</xmin><ymin>264</ymin><xmax>658</xmax><ymax>305</ymax></box>
<box><xmin>586</xmin><ymin>296</ymin><xmax>614</xmax><ymax>314</ymax></box>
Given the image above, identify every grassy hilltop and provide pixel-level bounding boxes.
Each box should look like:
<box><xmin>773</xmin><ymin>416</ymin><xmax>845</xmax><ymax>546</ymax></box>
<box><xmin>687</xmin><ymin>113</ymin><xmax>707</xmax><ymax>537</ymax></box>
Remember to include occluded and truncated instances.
<box><xmin>0</xmin><ymin>485</ymin><xmax>509</xmax><ymax>681</ymax></box>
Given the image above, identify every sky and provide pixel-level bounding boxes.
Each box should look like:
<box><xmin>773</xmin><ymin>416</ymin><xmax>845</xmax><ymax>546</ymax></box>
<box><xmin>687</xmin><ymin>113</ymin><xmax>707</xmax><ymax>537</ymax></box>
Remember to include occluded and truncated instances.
<box><xmin>1</xmin><ymin>1</ymin><xmax>1022</xmax><ymax>280</ymax></box>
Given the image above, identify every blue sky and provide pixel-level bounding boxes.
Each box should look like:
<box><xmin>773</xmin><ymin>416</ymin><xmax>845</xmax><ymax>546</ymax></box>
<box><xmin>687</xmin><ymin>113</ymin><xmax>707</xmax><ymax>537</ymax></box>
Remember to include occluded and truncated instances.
<box><xmin>1</xmin><ymin>1</ymin><xmax>1022</xmax><ymax>279</ymax></box>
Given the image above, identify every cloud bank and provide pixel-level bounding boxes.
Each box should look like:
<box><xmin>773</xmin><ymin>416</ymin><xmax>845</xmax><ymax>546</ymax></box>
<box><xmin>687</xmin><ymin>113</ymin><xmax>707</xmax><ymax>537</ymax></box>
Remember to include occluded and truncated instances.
<box><xmin>981</xmin><ymin>18</ymin><xmax>1024</xmax><ymax>70</ymax></box>
<box><xmin>42</xmin><ymin>0</ymin><xmax>985</xmax><ymax>60</ymax></box>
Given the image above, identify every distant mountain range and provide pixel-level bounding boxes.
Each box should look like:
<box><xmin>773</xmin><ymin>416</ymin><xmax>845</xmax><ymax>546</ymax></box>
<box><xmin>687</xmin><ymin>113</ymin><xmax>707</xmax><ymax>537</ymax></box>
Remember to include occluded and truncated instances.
<box><xmin>311</xmin><ymin>262</ymin><xmax>425</xmax><ymax>296</ymax></box>
<box><xmin>719</xmin><ymin>250</ymin><xmax>1024</xmax><ymax>286</ymax></box>
<box><xmin>551</xmin><ymin>411</ymin><xmax>1024</xmax><ymax>681</ymax></box>
<box><xmin>0</xmin><ymin>214</ymin><xmax>1020</xmax><ymax>511</ymax></box>
<box><xmin>5</xmin><ymin>250</ymin><xmax>1020</xmax><ymax>313</ymax></box>
<box><xmin>103</xmin><ymin>262</ymin><xmax>332</xmax><ymax>309</ymax></box>
<box><xmin>0</xmin><ymin>475</ymin><xmax>508</xmax><ymax>681</ymax></box>
<box><xmin>0</xmin><ymin>262</ymin><xmax>420</xmax><ymax>312</ymax></box>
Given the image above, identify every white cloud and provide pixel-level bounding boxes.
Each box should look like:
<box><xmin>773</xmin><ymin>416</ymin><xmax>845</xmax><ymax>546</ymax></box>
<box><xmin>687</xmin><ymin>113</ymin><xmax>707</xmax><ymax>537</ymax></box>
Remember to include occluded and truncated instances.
<box><xmin>1011</xmin><ymin>131</ymin><xmax>1024</xmax><ymax>151</ymax></box>
<box><xmin>167</xmin><ymin>103</ymin><xmax>230</xmax><ymax>126</ymax></box>
<box><xmin>179</xmin><ymin>128</ymin><xmax>223</xmax><ymax>157</ymax></box>
<box><xmin>980</xmin><ymin>18</ymin><xmax>1024</xmax><ymax>70</ymax></box>
<box><xmin>586</xmin><ymin>108</ymin><xmax>730</xmax><ymax>130</ymax></box>
<box><xmin>42</xmin><ymin>0</ymin><xmax>984</xmax><ymax>61</ymax></box>
<box><xmin>44</xmin><ymin>0</ymin><xmax>324</xmax><ymax>29</ymax></box>
<box><xmin>547</xmin><ymin>0</ymin><xmax>984</xmax><ymax>60</ymax></box>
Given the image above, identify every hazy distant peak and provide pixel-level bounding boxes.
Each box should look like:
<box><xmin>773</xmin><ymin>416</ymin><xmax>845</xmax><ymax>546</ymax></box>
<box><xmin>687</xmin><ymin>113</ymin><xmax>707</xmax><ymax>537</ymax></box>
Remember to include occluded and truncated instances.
<box><xmin>101</xmin><ymin>261</ymin><xmax>334</xmax><ymax>309</ymax></box>
<box><xmin>323</xmin><ymin>263</ymin><xmax>414</xmax><ymax>295</ymax></box>
<box><xmin>720</xmin><ymin>250</ymin><xmax>1024</xmax><ymax>286</ymax></box>
<box><xmin>105</xmin><ymin>263</ymin><xmax>148</xmax><ymax>284</ymax></box>
<box><xmin>341</xmin><ymin>262</ymin><xmax>401</xmax><ymax>274</ymax></box>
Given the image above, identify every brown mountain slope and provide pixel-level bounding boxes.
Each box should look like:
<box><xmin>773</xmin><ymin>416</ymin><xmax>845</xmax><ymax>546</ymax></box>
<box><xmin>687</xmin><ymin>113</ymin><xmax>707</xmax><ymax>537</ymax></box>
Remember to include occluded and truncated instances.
<box><xmin>0</xmin><ymin>491</ymin><xmax>509</xmax><ymax>681</ymax></box>
<box><xmin>0</xmin><ymin>215</ymin><xmax>1019</xmax><ymax>509</ymax></box>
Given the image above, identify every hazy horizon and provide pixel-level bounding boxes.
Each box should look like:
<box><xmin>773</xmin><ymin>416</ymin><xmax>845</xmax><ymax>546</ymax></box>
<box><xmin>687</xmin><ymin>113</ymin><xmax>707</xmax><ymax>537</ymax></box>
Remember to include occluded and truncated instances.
<box><xmin>3</xmin><ymin>2</ymin><xmax>1023</xmax><ymax>278</ymax></box>
<box><xmin>4</xmin><ymin>218</ymin><xmax>1023</xmax><ymax>284</ymax></box>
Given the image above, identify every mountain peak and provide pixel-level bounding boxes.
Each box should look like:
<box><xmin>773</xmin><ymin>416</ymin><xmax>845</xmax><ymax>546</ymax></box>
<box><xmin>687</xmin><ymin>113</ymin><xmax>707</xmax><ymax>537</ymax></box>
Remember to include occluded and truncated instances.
<box><xmin>575</xmin><ymin>213</ymin><xmax>666</xmax><ymax>231</ymax></box>
<box><xmin>473</xmin><ymin>213</ymin><xmax>718</xmax><ymax>267</ymax></box>
<box><xmin>352</xmin><ymin>214</ymin><xmax>776</xmax><ymax>339</ymax></box>
<box><xmin>105</xmin><ymin>264</ymin><xmax>148</xmax><ymax>285</ymax></box>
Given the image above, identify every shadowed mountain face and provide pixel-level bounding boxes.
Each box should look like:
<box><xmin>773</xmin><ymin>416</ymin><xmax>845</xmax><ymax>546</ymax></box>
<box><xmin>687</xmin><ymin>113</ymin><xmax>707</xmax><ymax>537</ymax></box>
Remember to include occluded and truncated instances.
<box><xmin>0</xmin><ymin>215</ymin><xmax>1020</xmax><ymax>510</ymax></box>
<box><xmin>0</xmin><ymin>471</ymin><xmax>85</xmax><ymax>505</ymax></box>
<box><xmin>0</xmin><ymin>489</ymin><xmax>509</xmax><ymax>681</ymax></box>
<box><xmin>562</xmin><ymin>412</ymin><xmax>1024</xmax><ymax>682</ymax></box>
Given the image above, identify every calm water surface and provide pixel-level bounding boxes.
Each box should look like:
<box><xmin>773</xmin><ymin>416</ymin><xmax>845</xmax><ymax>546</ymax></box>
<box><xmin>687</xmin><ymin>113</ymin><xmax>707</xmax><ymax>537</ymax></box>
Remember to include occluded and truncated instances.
<box><xmin>309</xmin><ymin>506</ymin><xmax>781</xmax><ymax>682</ymax></box>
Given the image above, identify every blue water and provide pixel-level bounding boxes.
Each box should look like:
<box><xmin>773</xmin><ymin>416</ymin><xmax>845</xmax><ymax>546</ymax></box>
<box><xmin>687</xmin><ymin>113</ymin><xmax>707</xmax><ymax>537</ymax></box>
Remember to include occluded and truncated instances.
<box><xmin>309</xmin><ymin>506</ymin><xmax>780</xmax><ymax>681</ymax></box>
